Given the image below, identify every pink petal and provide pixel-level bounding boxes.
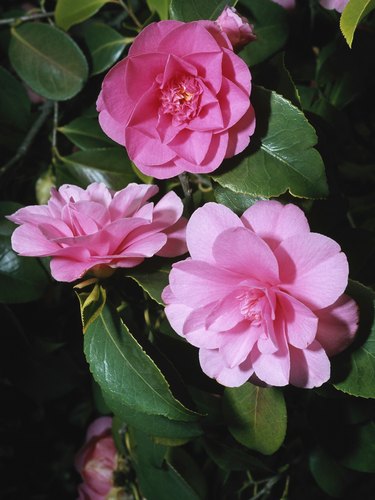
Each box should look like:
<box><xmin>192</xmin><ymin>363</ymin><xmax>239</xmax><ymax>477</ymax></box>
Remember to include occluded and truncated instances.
<box><xmin>212</xmin><ymin>227</ymin><xmax>280</xmax><ymax>284</ymax></box>
<box><xmin>86</xmin><ymin>182</ymin><xmax>113</xmax><ymax>206</ymax></box>
<box><xmin>97</xmin><ymin>106</ymin><xmax>125</xmax><ymax>146</ymax></box>
<box><xmin>110</xmin><ymin>184</ymin><xmax>159</xmax><ymax>220</ymax></box>
<box><xmin>85</xmin><ymin>417</ymin><xmax>112</xmax><ymax>442</ymax></box>
<box><xmin>199</xmin><ymin>348</ymin><xmax>254</xmax><ymax>387</ymax></box>
<box><xmin>186</xmin><ymin>202</ymin><xmax>243</xmax><ymax>263</ymax></box>
<box><xmin>274</xmin><ymin>233</ymin><xmax>349</xmax><ymax>310</ymax></box>
<box><xmin>119</xmin><ymin>232</ymin><xmax>167</xmax><ymax>257</ymax></box>
<box><xmin>205</xmin><ymin>290</ymin><xmax>245</xmax><ymax>331</ymax></box>
<box><xmin>187</xmin><ymin>100</ymin><xmax>224</xmax><ymax>132</ymax></box>
<box><xmin>277</xmin><ymin>291</ymin><xmax>318</xmax><ymax>349</ymax></box>
<box><xmin>219</xmin><ymin>322</ymin><xmax>261</xmax><ymax>368</ymax></box>
<box><xmin>184</xmin><ymin>51</ymin><xmax>224</xmax><ymax>94</ymax></box>
<box><xmin>50</xmin><ymin>248</ymin><xmax>93</xmax><ymax>282</ymax></box>
<box><xmin>241</xmin><ymin>201</ymin><xmax>311</xmax><ymax>250</ymax></box>
<box><xmin>218</xmin><ymin>77</ymin><xmax>250</xmax><ymax>130</ymax></box>
<box><xmin>289</xmin><ymin>340</ymin><xmax>331</xmax><ymax>388</ymax></box>
<box><xmin>158</xmin><ymin>22</ymin><xmax>223</xmax><ymax>57</ymax></box>
<box><xmin>182</xmin><ymin>304</ymin><xmax>224</xmax><ymax>348</ymax></box>
<box><xmin>126</xmin><ymin>85</ymin><xmax>160</xmax><ymax>135</ymax></box>
<box><xmin>225</xmin><ymin>104</ymin><xmax>256</xmax><ymax>157</ymax></box>
<box><xmin>125</xmin><ymin>126</ymin><xmax>176</xmax><ymax>167</ymax></box>
<box><xmin>11</xmin><ymin>224</ymin><xmax>60</xmax><ymax>256</ymax></box>
<box><xmin>125</xmin><ymin>53</ymin><xmax>167</xmax><ymax>102</ymax></box>
<box><xmin>156</xmin><ymin>217</ymin><xmax>188</xmax><ymax>257</ymax></box>
<box><xmin>315</xmin><ymin>294</ymin><xmax>358</xmax><ymax>356</ymax></box>
<box><xmin>169</xmin><ymin>129</ymin><xmax>212</xmax><ymax>165</ymax></box>
<box><xmin>159</xmin><ymin>53</ymin><xmax>198</xmax><ymax>87</ymax></box>
<box><xmin>222</xmin><ymin>47</ymin><xmax>252</xmax><ymax>94</ymax></box>
<box><xmin>128</xmin><ymin>21</ymin><xmax>184</xmax><ymax>56</ymax></box>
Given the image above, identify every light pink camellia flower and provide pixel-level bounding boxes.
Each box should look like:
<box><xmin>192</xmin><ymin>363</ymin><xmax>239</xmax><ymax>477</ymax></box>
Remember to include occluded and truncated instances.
<box><xmin>97</xmin><ymin>20</ymin><xmax>255</xmax><ymax>179</ymax></box>
<box><xmin>319</xmin><ymin>0</ymin><xmax>349</xmax><ymax>13</ymax></box>
<box><xmin>272</xmin><ymin>0</ymin><xmax>296</xmax><ymax>9</ymax></box>
<box><xmin>216</xmin><ymin>6</ymin><xmax>256</xmax><ymax>51</ymax></box>
<box><xmin>162</xmin><ymin>201</ymin><xmax>358</xmax><ymax>389</ymax></box>
<box><xmin>76</xmin><ymin>417</ymin><xmax>116</xmax><ymax>500</ymax></box>
<box><xmin>8</xmin><ymin>182</ymin><xmax>187</xmax><ymax>282</ymax></box>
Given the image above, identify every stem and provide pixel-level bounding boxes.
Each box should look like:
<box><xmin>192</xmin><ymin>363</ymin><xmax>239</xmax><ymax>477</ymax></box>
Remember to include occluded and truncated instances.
<box><xmin>117</xmin><ymin>0</ymin><xmax>143</xmax><ymax>29</ymax></box>
<box><xmin>51</xmin><ymin>101</ymin><xmax>58</xmax><ymax>158</ymax></box>
<box><xmin>0</xmin><ymin>101</ymin><xmax>53</xmax><ymax>176</ymax></box>
<box><xmin>0</xmin><ymin>11</ymin><xmax>54</xmax><ymax>26</ymax></box>
<box><xmin>178</xmin><ymin>172</ymin><xmax>194</xmax><ymax>215</ymax></box>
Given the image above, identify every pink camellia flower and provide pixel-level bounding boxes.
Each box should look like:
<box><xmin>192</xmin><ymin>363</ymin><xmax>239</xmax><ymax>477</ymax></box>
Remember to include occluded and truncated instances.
<box><xmin>97</xmin><ymin>20</ymin><xmax>255</xmax><ymax>179</ymax></box>
<box><xmin>216</xmin><ymin>6</ymin><xmax>256</xmax><ymax>51</ymax></box>
<box><xmin>272</xmin><ymin>0</ymin><xmax>296</xmax><ymax>9</ymax></box>
<box><xmin>319</xmin><ymin>0</ymin><xmax>349</xmax><ymax>12</ymax></box>
<box><xmin>162</xmin><ymin>201</ymin><xmax>358</xmax><ymax>388</ymax></box>
<box><xmin>75</xmin><ymin>417</ymin><xmax>116</xmax><ymax>500</ymax></box>
<box><xmin>8</xmin><ymin>182</ymin><xmax>187</xmax><ymax>282</ymax></box>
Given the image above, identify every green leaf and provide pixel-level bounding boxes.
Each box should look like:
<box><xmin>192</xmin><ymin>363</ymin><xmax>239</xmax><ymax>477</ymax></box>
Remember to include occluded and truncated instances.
<box><xmin>76</xmin><ymin>283</ymin><xmax>107</xmax><ymax>334</ymax></box>
<box><xmin>0</xmin><ymin>202</ymin><xmax>49</xmax><ymax>303</ymax></box>
<box><xmin>214</xmin><ymin>184</ymin><xmax>264</xmax><ymax>215</ymax></box>
<box><xmin>309</xmin><ymin>447</ymin><xmax>355</xmax><ymax>498</ymax></box>
<box><xmin>125</xmin><ymin>257</ymin><xmax>174</xmax><ymax>305</ymax></box>
<box><xmin>56</xmin><ymin>147</ymin><xmax>138</xmax><ymax>190</ymax></box>
<box><xmin>213</xmin><ymin>86</ymin><xmax>328</xmax><ymax>199</ymax></box>
<box><xmin>332</xmin><ymin>281</ymin><xmax>375</xmax><ymax>399</ymax></box>
<box><xmin>223</xmin><ymin>383</ymin><xmax>287</xmax><ymax>455</ymax></box>
<box><xmin>239</xmin><ymin>0</ymin><xmax>289</xmax><ymax>66</ymax></box>
<box><xmin>9</xmin><ymin>23</ymin><xmax>88</xmax><ymax>101</ymax></box>
<box><xmin>170</xmin><ymin>0</ymin><xmax>235</xmax><ymax>21</ymax></box>
<box><xmin>55</xmin><ymin>0</ymin><xmax>114</xmax><ymax>31</ymax></box>
<box><xmin>83</xmin><ymin>22</ymin><xmax>128</xmax><ymax>75</ymax></box>
<box><xmin>58</xmin><ymin>117</ymin><xmax>115</xmax><ymax>150</ymax></box>
<box><xmin>0</xmin><ymin>66</ymin><xmax>30</xmax><ymax>131</ymax></box>
<box><xmin>84</xmin><ymin>302</ymin><xmax>199</xmax><ymax>422</ymax></box>
<box><xmin>340</xmin><ymin>0</ymin><xmax>375</xmax><ymax>48</ymax></box>
<box><xmin>340</xmin><ymin>422</ymin><xmax>375</xmax><ymax>472</ymax></box>
<box><xmin>147</xmin><ymin>0</ymin><xmax>170</xmax><ymax>20</ymax></box>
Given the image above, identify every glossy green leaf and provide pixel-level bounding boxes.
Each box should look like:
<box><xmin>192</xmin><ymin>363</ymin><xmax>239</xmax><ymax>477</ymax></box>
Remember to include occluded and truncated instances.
<box><xmin>309</xmin><ymin>447</ymin><xmax>354</xmax><ymax>498</ymax></box>
<box><xmin>333</xmin><ymin>281</ymin><xmax>375</xmax><ymax>399</ymax></box>
<box><xmin>9</xmin><ymin>23</ymin><xmax>88</xmax><ymax>101</ymax></box>
<box><xmin>76</xmin><ymin>283</ymin><xmax>107</xmax><ymax>334</ymax></box>
<box><xmin>55</xmin><ymin>0</ymin><xmax>114</xmax><ymax>31</ymax></box>
<box><xmin>170</xmin><ymin>0</ymin><xmax>235</xmax><ymax>21</ymax></box>
<box><xmin>214</xmin><ymin>185</ymin><xmax>264</xmax><ymax>215</ymax></box>
<box><xmin>213</xmin><ymin>87</ymin><xmax>328</xmax><ymax>199</ymax></box>
<box><xmin>83</xmin><ymin>22</ymin><xmax>128</xmax><ymax>75</ymax></box>
<box><xmin>0</xmin><ymin>66</ymin><xmax>30</xmax><ymax>131</ymax></box>
<box><xmin>147</xmin><ymin>0</ymin><xmax>170</xmax><ymax>20</ymax></box>
<box><xmin>0</xmin><ymin>202</ymin><xmax>49</xmax><ymax>303</ymax></box>
<box><xmin>340</xmin><ymin>0</ymin><xmax>375</xmax><ymax>48</ymax></box>
<box><xmin>340</xmin><ymin>422</ymin><xmax>375</xmax><ymax>472</ymax></box>
<box><xmin>223</xmin><ymin>383</ymin><xmax>287</xmax><ymax>455</ymax></box>
<box><xmin>125</xmin><ymin>258</ymin><xmax>174</xmax><ymax>305</ymax></box>
<box><xmin>84</xmin><ymin>302</ymin><xmax>199</xmax><ymax>421</ymax></box>
<box><xmin>58</xmin><ymin>117</ymin><xmax>115</xmax><ymax>150</ymax></box>
<box><xmin>56</xmin><ymin>147</ymin><xmax>138</xmax><ymax>190</ymax></box>
<box><xmin>239</xmin><ymin>0</ymin><xmax>289</xmax><ymax>66</ymax></box>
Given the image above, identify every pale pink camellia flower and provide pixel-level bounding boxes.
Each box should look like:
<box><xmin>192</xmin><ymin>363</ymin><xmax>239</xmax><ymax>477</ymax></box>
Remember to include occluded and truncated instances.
<box><xmin>75</xmin><ymin>417</ymin><xmax>116</xmax><ymax>500</ymax></box>
<box><xmin>272</xmin><ymin>0</ymin><xmax>296</xmax><ymax>9</ymax></box>
<box><xmin>97</xmin><ymin>20</ymin><xmax>255</xmax><ymax>179</ymax></box>
<box><xmin>319</xmin><ymin>0</ymin><xmax>349</xmax><ymax>13</ymax></box>
<box><xmin>8</xmin><ymin>182</ymin><xmax>187</xmax><ymax>282</ymax></box>
<box><xmin>215</xmin><ymin>6</ymin><xmax>256</xmax><ymax>51</ymax></box>
<box><xmin>162</xmin><ymin>201</ymin><xmax>358</xmax><ymax>389</ymax></box>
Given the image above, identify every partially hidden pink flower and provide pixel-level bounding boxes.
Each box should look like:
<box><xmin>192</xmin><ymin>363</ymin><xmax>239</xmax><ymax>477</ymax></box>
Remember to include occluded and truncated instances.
<box><xmin>272</xmin><ymin>0</ymin><xmax>296</xmax><ymax>9</ymax></box>
<box><xmin>162</xmin><ymin>201</ymin><xmax>358</xmax><ymax>389</ymax></box>
<box><xmin>8</xmin><ymin>182</ymin><xmax>187</xmax><ymax>282</ymax></box>
<box><xmin>319</xmin><ymin>0</ymin><xmax>349</xmax><ymax>12</ymax></box>
<box><xmin>75</xmin><ymin>417</ymin><xmax>116</xmax><ymax>500</ymax></box>
<box><xmin>97</xmin><ymin>20</ymin><xmax>255</xmax><ymax>179</ymax></box>
<box><xmin>216</xmin><ymin>6</ymin><xmax>256</xmax><ymax>51</ymax></box>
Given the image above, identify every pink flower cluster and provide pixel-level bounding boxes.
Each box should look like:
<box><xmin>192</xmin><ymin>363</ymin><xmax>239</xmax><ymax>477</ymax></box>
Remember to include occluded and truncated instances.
<box><xmin>75</xmin><ymin>417</ymin><xmax>116</xmax><ymax>500</ymax></box>
<box><xmin>8</xmin><ymin>182</ymin><xmax>187</xmax><ymax>282</ymax></box>
<box><xmin>97</xmin><ymin>19</ymin><xmax>255</xmax><ymax>179</ymax></box>
<box><xmin>163</xmin><ymin>201</ymin><xmax>358</xmax><ymax>389</ymax></box>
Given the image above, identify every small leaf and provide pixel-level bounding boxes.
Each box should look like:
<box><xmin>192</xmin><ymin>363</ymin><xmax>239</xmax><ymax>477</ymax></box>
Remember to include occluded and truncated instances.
<box><xmin>147</xmin><ymin>0</ymin><xmax>170</xmax><ymax>20</ymax></box>
<box><xmin>125</xmin><ymin>258</ymin><xmax>174</xmax><ymax>305</ymax></box>
<box><xmin>0</xmin><ymin>66</ymin><xmax>30</xmax><ymax>131</ymax></box>
<box><xmin>9</xmin><ymin>23</ymin><xmax>88</xmax><ymax>101</ymax></box>
<box><xmin>340</xmin><ymin>0</ymin><xmax>375</xmax><ymax>48</ymax></box>
<box><xmin>239</xmin><ymin>0</ymin><xmax>289</xmax><ymax>66</ymax></box>
<box><xmin>340</xmin><ymin>422</ymin><xmax>375</xmax><ymax>472</ymax></box>
<box><xmin>55</xmin><ymin>0</ymin><xmax>114</xmax><ymax>31</ymax></box>
<box><xmin>76</xmin><ymin>283</ymin><xmax>106</xmax><ymax>334</ymax></box>
<box><xmin>84</xmin><ymin>302</ymin><xmax>199</xmax><ymax>421</ymax></box>
<box><xmin>332</xmin><ymin>281</ymin><xmax>375</xmax><ymax>399</ymax></box>
<box><xmin>213</xmin><ymin>86</ymin><xmax>328</xmax><ymax>199</ymax></box>
<box><xmin>0</xmin><ymin>202</ymin><xmax>49</xmax><ymax>303</ymax></box>
<box><xmin>223</xmin><ymin>383</ymin><xmax>287</xmax><ymax>455</ymax></box>
<box><xmin>56</xmin><ymin>147</ymin><xmax>138</xmax><ymax>190</ymax></box>
<box><xmin>58</xmin><ymin>117</ymin><xmax>115</xmax><ymax>150</ymax></box>
<box><xmin>214</xmin><ymin>184</ymin><xmax>263</xmax><ymax>215</ymax></box>
<box><xmin>83</xmin><ymin>22</ymin><xmax>128</xmax><ymax>75</ymax></box>
<box><xmin>170</xmin><ymin>0</ymin><xmax>235</xmax><ymax>21</ymax></box>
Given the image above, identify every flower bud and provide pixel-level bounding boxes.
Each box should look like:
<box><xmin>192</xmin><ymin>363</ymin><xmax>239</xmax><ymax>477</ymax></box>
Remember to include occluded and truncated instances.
<box><xmin>216</xmin><ymin>6</ymin><xmax>256</xmax><ymax>51</ymax></box>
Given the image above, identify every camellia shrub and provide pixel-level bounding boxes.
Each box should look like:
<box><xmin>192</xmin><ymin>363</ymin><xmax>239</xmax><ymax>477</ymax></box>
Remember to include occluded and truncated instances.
<box><xmin>1</xmin><ymin>1</ymin><xmax>375</xmax><ymax>499</ymax></box>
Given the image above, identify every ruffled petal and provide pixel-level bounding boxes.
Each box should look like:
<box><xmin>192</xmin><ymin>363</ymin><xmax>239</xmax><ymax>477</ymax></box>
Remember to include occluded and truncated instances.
<box><xmin>199</xmin><ymin>348</ymin><xmax>254</xmax><ymax>387</ymax></box>
<box><xmin>289</xmin><ymin>340</ymin><xmax>331</xmax><ymax>388</ymax></box>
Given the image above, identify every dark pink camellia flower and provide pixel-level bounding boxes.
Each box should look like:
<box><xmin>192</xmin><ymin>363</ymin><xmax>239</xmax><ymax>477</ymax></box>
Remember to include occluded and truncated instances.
<box><xmin>8</xmin><ymin>182</ymin><xmax>187</xmax><ymax>282</ymax></box>
<box><xmin>162</xmin><ymin>201</ymin><xmax>358</xmax><ymax>389</ymax></box>
<box><xmin>75</xmin><ymin>417</ymin><xmax>116</xmax><ymax>500</ymax></box>
<box><xmin>215</xmin><ymin>6</ymin><xmax>256</xmax><ymax>51</ymax></box>
<box><xmin>97</xmin><ymin>20</ymin><xmax>255</xmax><ymax>179</ymax></box>
<box><xmin>320</xmin><ymin>0</ymin><xmax>349</xmax><ymax>12</ymax></box>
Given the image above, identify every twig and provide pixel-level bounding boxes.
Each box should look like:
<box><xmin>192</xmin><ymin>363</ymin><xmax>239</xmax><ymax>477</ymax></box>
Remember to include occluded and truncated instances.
<box><xmin>0</xmin><ymin>101</ymin><xmax>53</xmax><ymax>176</ymax></box>
<box><xmin>51</xmin><ymin>101</ymin><xmax>58</xmax><ymax>154</ymax></box>
<box><xmin>117</xmin><ymin>0</ymin><xmax>143</xmax><ymax>29</ymax></box>
<box><xmin>178</xmin><ymin>172</ymin><xmax>194</xmax><ymax>215</ymax></box>
<box><xmin>0</xmin><ymin>11</ymin><xmax>54</xmax><ymax>26</ymax></box>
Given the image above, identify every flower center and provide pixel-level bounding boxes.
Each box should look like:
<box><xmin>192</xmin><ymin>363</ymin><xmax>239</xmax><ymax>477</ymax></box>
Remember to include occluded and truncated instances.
<box><xmin>236</xmin><ymin>289</ymin><xmax>265</xmax><ymax>326</ymax></box>
<box><xmin>160</xmin><ymin>75</ymin><xmax>201</xmax><ymax>123</ymax></box>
